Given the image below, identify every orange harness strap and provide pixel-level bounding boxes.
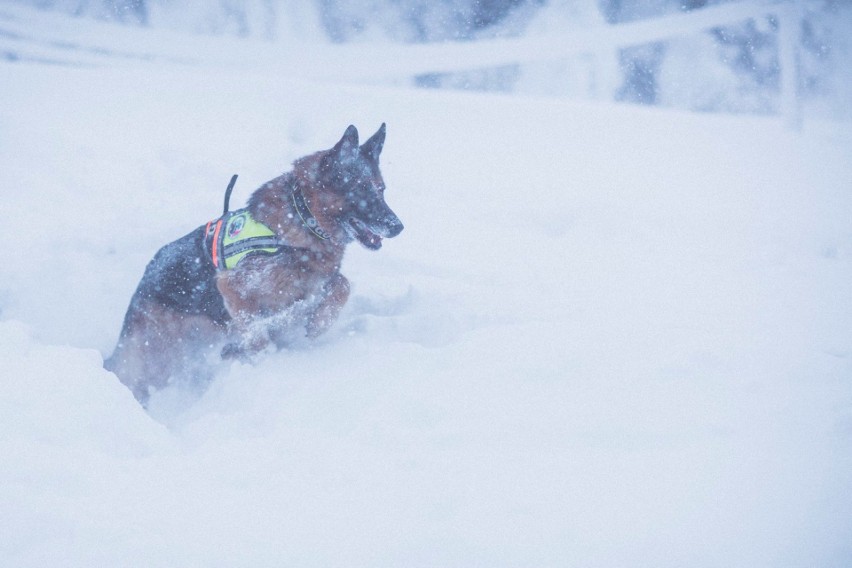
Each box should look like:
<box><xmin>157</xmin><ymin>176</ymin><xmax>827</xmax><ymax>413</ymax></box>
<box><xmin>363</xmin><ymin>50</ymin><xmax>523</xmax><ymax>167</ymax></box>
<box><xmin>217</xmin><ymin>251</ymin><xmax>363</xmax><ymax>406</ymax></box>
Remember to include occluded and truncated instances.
<box><xmin>205</xmin><ymin>219</ymin><xmax>225</xmax><ymax>269</ymax></box>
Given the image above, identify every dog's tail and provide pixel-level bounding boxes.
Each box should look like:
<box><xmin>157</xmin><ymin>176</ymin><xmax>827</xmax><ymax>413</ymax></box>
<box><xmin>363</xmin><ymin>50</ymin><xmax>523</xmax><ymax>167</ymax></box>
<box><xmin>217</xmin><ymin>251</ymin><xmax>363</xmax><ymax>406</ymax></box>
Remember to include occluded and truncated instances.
<box><xmin>223</xmin><ymin>174</ymin><xmax>238</xmax><ymax>215</ymax></box>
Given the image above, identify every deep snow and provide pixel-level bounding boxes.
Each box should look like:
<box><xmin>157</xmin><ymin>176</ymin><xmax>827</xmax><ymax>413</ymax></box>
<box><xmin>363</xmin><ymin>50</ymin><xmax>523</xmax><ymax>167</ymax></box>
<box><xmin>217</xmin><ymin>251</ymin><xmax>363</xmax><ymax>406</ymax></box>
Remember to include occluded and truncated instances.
<box><xmin>1</xmin><ymin>3</ymin><xmax>852</xmax><ymax>567</ymax></box>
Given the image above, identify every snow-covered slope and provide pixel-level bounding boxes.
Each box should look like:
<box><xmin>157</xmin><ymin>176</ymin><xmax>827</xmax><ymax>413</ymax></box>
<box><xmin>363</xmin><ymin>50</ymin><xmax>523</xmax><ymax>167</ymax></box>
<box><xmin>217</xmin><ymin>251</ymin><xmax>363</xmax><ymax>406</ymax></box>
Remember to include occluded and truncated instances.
<box><xmin>1</xmin><ymin>4</ymin><xmax>851</xmax><ymax>567</ymax></box>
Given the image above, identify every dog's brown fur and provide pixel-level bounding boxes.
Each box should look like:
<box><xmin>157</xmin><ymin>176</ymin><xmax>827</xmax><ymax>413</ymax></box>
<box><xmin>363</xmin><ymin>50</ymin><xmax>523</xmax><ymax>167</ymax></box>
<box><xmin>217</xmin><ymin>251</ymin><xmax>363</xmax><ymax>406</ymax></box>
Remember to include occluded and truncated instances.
<box><xmin>106</xmin><ymin>124</ymin><xmax>403</xmax><ymax>404</ymax></box>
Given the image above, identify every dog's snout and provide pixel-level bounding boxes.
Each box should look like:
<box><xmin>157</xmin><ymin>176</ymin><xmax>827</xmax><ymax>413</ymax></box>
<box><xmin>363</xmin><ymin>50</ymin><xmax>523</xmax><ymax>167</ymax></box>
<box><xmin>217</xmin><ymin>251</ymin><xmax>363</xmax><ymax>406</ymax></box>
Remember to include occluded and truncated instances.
<box><xmin>386</xmin><ymin>218</ymin><xmax>404</xmax><ymax>238</ymax></box>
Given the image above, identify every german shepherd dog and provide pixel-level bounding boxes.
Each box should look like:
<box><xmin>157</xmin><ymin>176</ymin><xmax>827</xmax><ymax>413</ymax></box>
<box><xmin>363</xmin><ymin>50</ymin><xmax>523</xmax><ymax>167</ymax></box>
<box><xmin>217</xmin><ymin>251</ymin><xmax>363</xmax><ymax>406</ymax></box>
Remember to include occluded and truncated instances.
<box><xmin>106</xmin><ymin>124</ymin><xmax>403</xmax><ymax>404</ymax></box>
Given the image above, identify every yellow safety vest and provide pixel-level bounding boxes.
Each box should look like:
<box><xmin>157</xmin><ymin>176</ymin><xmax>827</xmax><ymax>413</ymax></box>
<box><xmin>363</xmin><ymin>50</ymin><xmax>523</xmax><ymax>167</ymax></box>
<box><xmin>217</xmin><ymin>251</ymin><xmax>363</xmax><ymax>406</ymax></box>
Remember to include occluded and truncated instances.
<box><xmin>205</xmin><ymin>209</ymin><xmax>284</xmax><ymax>270</ymax></box>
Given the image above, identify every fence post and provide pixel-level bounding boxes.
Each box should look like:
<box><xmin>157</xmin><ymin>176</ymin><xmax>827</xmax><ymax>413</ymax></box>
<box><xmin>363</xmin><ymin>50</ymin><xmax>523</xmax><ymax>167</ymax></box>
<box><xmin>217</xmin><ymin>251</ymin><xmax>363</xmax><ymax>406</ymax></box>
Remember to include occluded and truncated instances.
<box><xmin>776</xmin><ymin>1</ymin><xmax>802</xmax><ymax>131</ymax></box>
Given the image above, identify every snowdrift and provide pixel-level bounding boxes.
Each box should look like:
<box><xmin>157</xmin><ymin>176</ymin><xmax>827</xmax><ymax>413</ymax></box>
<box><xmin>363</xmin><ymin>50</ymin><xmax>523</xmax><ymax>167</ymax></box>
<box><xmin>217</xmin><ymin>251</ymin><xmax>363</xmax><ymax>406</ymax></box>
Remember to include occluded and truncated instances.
<box><xmin>1</xmin><ymin>9</ymin><xmax>851</xmax><ymax>567</ymax></box>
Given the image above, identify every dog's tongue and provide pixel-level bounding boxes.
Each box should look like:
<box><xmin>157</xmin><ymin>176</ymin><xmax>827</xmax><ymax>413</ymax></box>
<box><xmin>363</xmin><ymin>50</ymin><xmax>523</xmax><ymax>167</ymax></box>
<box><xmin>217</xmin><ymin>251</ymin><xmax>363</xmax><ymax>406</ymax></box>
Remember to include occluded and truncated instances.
<box><xmin>360</xmin><ymin>231</ymin><xmax>382</xmax><ymax>250</ymax></box>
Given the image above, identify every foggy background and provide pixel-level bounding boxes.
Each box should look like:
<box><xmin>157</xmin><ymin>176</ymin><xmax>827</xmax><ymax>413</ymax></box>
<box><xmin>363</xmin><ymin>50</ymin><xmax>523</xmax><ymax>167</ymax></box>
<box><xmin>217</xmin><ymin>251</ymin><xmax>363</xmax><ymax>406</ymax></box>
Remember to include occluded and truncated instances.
<box><xmin>19</xmin><ymin>0</ymin><xmax>852</xmax><ymax>119</ymax></box>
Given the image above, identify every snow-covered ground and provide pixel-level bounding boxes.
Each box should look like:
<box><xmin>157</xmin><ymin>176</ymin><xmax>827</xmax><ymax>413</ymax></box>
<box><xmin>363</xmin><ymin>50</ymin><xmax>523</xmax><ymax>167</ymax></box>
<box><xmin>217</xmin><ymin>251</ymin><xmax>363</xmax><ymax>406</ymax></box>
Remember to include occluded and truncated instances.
<box><xmin>1</xmin><ymin>3</ymin><xmax>851</xmax><ymax>567</ymax></box>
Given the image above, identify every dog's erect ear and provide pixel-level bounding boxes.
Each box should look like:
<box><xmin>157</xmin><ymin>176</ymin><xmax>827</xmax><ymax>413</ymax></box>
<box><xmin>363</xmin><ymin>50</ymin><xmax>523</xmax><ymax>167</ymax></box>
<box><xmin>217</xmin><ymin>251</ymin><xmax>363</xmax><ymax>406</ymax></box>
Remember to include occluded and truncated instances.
<box><xmin>332</xmin><ymin>125</ymin><xmax>360</xmax><ymax>164</ymax></box>
<box><xmin>361</xmin><ymin>123</ymin><xmax>386</xmax><ymax>162</ymax></box>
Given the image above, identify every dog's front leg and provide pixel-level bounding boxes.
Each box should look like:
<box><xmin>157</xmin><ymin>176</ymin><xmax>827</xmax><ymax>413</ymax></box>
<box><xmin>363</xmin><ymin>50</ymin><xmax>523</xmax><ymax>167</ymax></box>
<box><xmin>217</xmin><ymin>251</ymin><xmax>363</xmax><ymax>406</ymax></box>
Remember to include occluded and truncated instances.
<box><xmin>306</xmin><ymin>273</ymin><xmax>350</xmax><ymax>338</ymax></box>
<box><xmin>216</xmin><ymin>272</ymin><xmax>279</xmax><ymax>359</ymax></box>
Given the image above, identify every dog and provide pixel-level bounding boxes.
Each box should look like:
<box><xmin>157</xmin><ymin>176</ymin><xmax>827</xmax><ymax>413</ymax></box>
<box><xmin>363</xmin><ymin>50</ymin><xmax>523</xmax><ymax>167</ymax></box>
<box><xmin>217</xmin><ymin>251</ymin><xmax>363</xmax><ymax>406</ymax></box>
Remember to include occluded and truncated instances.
<box><xmin>105</xmin><ymin>124</ymin><xmax>403</xmax><ymax>404</ymax></box>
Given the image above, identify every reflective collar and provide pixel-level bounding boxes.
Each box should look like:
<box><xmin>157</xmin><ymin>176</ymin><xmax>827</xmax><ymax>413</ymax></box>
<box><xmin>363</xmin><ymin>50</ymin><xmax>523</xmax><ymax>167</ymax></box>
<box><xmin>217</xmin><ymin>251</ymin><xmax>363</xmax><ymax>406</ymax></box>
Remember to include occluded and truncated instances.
<box><xmin>291</xmin><ymin>184</ymin><xmax>332</xmax><ymax>241</ymax></box>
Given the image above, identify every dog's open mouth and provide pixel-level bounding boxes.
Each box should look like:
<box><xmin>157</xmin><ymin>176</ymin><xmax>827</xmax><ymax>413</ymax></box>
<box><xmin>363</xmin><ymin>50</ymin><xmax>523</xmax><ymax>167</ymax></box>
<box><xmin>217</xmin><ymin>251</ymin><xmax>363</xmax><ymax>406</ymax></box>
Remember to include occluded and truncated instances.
<box><xmin>345</xmin><ymin>218</ymin><xmax>383</xmax><ymax>250</ymax></box>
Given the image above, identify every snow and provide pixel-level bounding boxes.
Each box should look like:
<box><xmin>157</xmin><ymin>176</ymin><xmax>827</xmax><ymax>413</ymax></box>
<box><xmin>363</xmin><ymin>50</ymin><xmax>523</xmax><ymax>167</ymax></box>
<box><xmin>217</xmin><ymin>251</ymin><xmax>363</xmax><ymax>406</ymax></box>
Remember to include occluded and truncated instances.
<box><xmin>1</xmin><ymin>4</ymin><xmax>852</xmax><ymax>567</ymax></box>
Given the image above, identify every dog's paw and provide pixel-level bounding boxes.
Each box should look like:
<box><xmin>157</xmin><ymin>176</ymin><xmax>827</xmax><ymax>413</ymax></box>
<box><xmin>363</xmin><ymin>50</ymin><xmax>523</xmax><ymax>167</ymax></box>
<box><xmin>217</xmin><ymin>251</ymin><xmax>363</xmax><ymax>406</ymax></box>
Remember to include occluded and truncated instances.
<box><xmin>221</xmin><ymin>342</ymin><xmax>247</xmax><ymax>361</ymax></box>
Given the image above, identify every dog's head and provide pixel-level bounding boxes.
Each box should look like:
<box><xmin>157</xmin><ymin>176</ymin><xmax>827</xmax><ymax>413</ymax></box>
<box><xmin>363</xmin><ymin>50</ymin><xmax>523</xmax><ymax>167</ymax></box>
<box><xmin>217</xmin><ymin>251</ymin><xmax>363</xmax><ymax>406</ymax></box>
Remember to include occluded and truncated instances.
<box><xmin>316</xmin><ymin>124</ymin><xmax>404</xmax><ymax>250</ymax></box>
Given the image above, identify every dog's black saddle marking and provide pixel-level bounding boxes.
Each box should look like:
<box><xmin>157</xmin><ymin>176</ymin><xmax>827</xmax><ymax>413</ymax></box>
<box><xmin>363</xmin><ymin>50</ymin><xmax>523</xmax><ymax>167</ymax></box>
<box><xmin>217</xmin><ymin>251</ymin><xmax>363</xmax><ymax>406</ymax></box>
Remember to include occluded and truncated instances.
<box><xmin>129</xmin><ymin>225</ymin><xmax>230</xmax><ymax>325</ymax></box>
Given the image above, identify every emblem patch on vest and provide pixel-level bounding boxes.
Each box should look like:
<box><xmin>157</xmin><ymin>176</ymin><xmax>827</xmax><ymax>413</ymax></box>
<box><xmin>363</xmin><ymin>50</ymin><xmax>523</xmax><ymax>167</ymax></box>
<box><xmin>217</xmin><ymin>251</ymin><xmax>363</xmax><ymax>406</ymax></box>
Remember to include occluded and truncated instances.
<box><xmin>228</xmin><ymin>214</ymin><xmax>246</xmax><ymax>237</ymax></box>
